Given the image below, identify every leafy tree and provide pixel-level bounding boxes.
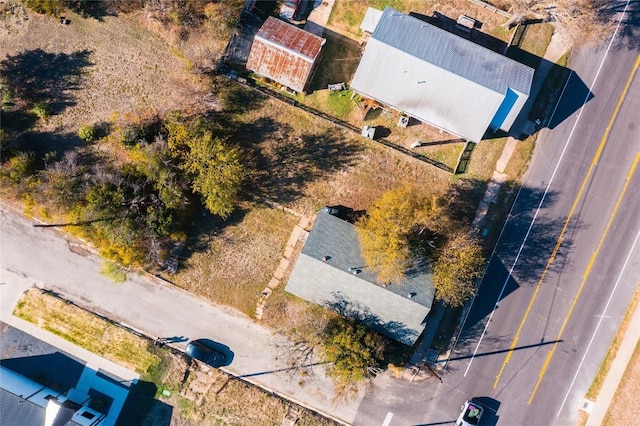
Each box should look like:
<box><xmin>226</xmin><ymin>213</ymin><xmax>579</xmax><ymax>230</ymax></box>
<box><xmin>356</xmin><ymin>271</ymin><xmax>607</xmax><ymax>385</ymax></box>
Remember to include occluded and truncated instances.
<box><xmin>100</xmin><ymin>260</ymin><xmax>127</xmax><ymax>283</ymax></box>
<box><xmin>24</xmin><ymin>0</ymin><xmax>65</xmax><ymax>16</ymax></box>
<box><xmin>2</xmin><ymin>151</ymin><xmax>36</xmax><ymax>183</ymax></box>
<box><xmin>321</xmin><ymin>318</ymin><xmax>386</xmax><ymax>398</ymax></box>
<box><xmin>183</xmin><ymin>131</ymin><xmax>244</xmax><ymax>218</ymax></box>
<box><xmin>78</xmin><ymin>124</ymin><xmax>95</xmax><ymax>142</ymax></box>
<box><xmin>167</xmin><ymin>118</ymin><xmax>245</xmax><ymax>218</ymax></box>
<box><xmin>30</xmin><ymin>101</ymin><xmax>49</xmax><ymax>123</ymax></box>
<box><xmin>432</xmin><ymin>231</ymin><xmax>485</xmax><ymax>307</ymax></box>
<box><xmin>357</xmin><ymin>186</ymin><xmax>431</xmax><ymax>283</ymax></box>
<box><xmin>40</xmin><ymin>151</ymin><xmax>85</xmax><ymax>211</ymax></box>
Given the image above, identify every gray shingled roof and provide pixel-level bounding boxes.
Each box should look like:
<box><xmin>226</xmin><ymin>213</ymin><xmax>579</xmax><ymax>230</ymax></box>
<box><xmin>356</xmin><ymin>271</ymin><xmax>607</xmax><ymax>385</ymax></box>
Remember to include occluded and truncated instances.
<box><xmin>285</xmin><ymin>209</ymin><xmax>435</xmax><ymax>346</ymax></box>
<box><xmin>350</xmin><ymin>7</ymin><xmax>534</xmax><ymax>142</ymax></box>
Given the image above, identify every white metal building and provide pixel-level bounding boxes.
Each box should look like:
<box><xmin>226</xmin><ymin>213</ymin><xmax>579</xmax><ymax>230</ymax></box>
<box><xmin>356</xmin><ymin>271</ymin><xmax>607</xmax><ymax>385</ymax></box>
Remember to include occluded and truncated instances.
<box><xmin>351</xmin><ymin>7</ymin><xmax>535</xmax><ymax>142</ymax></box>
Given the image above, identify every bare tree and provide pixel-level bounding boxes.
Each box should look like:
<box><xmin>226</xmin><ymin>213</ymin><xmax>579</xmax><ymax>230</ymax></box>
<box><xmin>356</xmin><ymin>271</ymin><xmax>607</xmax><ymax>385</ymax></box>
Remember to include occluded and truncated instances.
<box><xmin>504</xmin><ymin>0</ymin><xmax>615</xmax><ymax>46</ymax></box>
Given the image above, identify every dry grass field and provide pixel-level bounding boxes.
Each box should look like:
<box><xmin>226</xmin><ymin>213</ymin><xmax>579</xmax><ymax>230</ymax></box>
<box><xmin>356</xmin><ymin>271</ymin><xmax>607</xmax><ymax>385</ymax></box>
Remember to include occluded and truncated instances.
<box><xmin>1</xmin><ymin>5</ymin><xmax>206</xmax><ymax>135</ymax></box>
<box><xmin>602</xmin><ymin>340</ymin><xmax>640</xmax><ymax>426</ymax></box>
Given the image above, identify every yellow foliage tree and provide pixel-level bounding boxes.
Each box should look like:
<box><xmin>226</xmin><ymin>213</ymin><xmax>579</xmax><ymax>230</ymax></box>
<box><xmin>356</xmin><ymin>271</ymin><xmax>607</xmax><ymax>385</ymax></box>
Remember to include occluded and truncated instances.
<box><xmin>357</xmin><ymin>186</ymin><xmax>431</xmax><ymax>283</ymax></box>
<box><xmin>432</xmin><ymin>231</ymin><xmax>484</xmax><ymax>307</ymax></box>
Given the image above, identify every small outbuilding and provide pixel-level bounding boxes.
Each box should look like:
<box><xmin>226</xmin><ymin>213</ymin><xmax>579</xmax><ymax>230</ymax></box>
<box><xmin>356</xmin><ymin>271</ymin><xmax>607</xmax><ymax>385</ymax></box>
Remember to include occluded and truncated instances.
<box><xmin>350</xmin><ymin>7</ymin><xmax>535</xmax><ymax>142</ymax></box>
<box><xmin>285</xmin><ymin>208</ymin><xmax>435</xmax><ymax>346</ymax></box>
<box><xmin>246</xmin><ymin>16</ymin><xmax>325</xmax><ymax>93</ymax></box>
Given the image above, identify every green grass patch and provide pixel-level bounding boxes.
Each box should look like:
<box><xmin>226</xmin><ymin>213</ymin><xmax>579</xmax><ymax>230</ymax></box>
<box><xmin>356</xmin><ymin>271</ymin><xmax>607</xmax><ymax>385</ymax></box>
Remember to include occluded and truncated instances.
<box><xmin>13</xmin><ymin>289</ymin><xmax>162</xmax><ymax>376</ymax></box>
<box><xmin>504</xmin><ymin>134</ymin><xmax>536</xmax><ymax>180</ymax></box>
<box><xmin>519</xmin><ymin>22</ymin><xmax>554</xmax><ymax>59</ymax></box>
<box><xmin>463</xmin><ymin>137</ymin><xmax>508</xmax><ymax>181</ymax></box>
<box><xmin>508</xmin><ymin>22</ymin><xmax>554</xmax><ymax>70</ymax></box>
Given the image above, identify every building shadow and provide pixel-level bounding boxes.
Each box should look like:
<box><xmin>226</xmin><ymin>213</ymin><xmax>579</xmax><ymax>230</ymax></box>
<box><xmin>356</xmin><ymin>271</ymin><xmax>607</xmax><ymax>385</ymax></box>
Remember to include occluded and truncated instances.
<box><xmin>117</xmin><ymin>379</ymin><xmax>172</xmax><ymax>426</ymax></box>
<box><xmin>307</xmin><ymin>28</ymin><xmax>362</xmax><ymax>93</ymax></box>
<box><xmin>444</xmin><ymin>181</ymin><xmax>585</xmax><ymax>364</ymax></box>
<box><xmin>1</xmin><ymin>352</ymin><xmax>85</xmax><ymax>392</ymax></box>
<box><xmin>411</xmin><ymin>11</ymin><xmax>508</xmax><ymax>55</ymax></box>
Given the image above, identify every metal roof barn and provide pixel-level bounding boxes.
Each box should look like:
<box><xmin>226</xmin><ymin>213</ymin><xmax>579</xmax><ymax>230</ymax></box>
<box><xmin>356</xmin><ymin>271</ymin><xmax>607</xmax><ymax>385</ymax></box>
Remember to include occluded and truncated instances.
<box><xmin>350</xmin><ymin>7</ymin><xmax>535</xmax><ymax>142</ymax></box>
<box><xmin>285</xmin><ymin>208</ymin><xmax>434</xmax><ymax>346</ymax></box>
<box><xmin>246</xmin><ymin>16</ymin><xmax>325</xmax><ymax>93</ymax></box>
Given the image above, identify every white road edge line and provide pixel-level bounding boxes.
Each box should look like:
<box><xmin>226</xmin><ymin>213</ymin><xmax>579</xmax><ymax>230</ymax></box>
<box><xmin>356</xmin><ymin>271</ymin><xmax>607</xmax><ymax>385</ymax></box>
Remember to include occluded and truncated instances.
<box><xmin>382</xmin><ymin>412</ymin><xmax>394</xmax><ymax>426</ymax></box>
<box><xmin>557</xmin><ymin>226</ymin><xmax>640</xmax><ymax>416</ymax></box>
<box><xmin>453</xmin><ymin>70</ymin><xmax>573</xmax><ymax>371</ymax></box>
<box><xmin>462</xmin><ymin>1</ymin><xmax>631</xmax><ymax>377</ymax></box>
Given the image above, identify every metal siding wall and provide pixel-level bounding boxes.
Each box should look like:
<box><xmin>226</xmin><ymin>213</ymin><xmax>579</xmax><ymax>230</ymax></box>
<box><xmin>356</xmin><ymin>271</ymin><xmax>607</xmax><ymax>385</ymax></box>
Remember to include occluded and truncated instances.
<box><xmin>499</xmin><ymin>89</ymin><xmax>529</xmax><ymax>132</ymax></box>
<box><xmin>247</xmin><ymin>39</ymin><xmax>312</xmax><ymax>93</ymax></box>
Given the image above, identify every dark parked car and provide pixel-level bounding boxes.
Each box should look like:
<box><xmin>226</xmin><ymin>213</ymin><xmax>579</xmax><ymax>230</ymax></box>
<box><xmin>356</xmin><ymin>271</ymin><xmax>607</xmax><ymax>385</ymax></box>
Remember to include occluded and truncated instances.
<box><xmin>456</xmin><ymin>400</ymin><xmax>484</xmax><ymax>426</ymax></box>
<box><xmin>185</xmin><ymin>340</ymin><xmax>226</xmax><ymax>368</ymax></box>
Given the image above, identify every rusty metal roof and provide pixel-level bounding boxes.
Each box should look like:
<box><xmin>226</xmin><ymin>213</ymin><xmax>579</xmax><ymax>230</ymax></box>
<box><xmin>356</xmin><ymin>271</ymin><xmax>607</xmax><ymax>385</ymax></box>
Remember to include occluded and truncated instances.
<box><xmin>246</xmin><ymin>16</ymin><xmax>324</xmax><ymax>92</ymax></box>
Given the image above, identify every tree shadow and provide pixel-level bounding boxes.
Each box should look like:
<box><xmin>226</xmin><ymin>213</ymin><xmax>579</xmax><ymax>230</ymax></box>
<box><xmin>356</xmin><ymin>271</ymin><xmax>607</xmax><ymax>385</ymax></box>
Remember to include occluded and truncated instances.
<box><xmin>449</xmin><ymin>183</ymin><xmax>585</xmax><ymax>358</ymax></box>
<box><xmin>307</xmin><ymin>29</ymin><xmax>361</xmax><ymax>92</ymax></box>
<box><xmin>236</xmin><ymin>118</ymin><xmax>363</xmax><ymax>205</ymax></box>
<box><xmin>440</xmin><ymin>178</ymin><xmax>490</xmax><ymax>227</ymax></box>
<box><xmin>1</xmin><ymin>48</ymin><xmax>93</xmax><ymax>117</ymax></box>
<box><xmin>325</xmin><ymin>293</ymin><xmax>419</xmax><ymax>347</ymax></box>
<box><xmin>65</xmin><ymin>0</ymin><xmax>120</xmax><ymax>21</ymax></box>
<box><xmin>179</xmin><ymin>205</ymin><xmax>248</xmax><ymax>260</ymax></box>
<box><xmin>218</xmin><ymin>79</ymin><xmax>268</xmax><ymax>114</ymax></box>
<box><xmin>8</xmin><ymin>129</ymin><xmax>92</xmax><ymax>168</ymax></box>
<box><xmin>603</xmin><ymin>0</ymin><xmax>640</xmax><ymax>51</ymax></box>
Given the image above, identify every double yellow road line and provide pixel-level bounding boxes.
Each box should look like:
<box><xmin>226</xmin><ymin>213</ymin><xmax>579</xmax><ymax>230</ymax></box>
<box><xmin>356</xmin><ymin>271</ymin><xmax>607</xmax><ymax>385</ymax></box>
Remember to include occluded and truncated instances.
<box><xmin>493</xmin><ymin>55</ymin><xmax>640</xmax><ymax>402</ymax></box>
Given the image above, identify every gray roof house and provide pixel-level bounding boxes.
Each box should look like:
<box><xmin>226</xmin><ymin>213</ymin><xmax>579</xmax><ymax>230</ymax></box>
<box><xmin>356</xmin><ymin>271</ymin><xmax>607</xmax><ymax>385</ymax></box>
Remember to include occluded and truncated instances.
<box><xmin>350</xmin><ymin>7</ymin><xmax>535</xmax><ymax>142</ymax></box>
<box><xmin>285</xmin><ymin>208</ymin><xmax>435</xmax><ymax>346</ymax></box>
<box><xmin>0</xmin><ymin>366</ymin><xmax>106</xmax><ymax>426</ymax></box>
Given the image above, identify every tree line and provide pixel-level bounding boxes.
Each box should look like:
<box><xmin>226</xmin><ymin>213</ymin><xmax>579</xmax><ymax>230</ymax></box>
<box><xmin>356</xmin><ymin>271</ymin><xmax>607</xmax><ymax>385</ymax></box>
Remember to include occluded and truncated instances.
<box><xmin>1</xmin><ymin>113</ymin><xmax>245</xmax><ymax>269</ymax></box>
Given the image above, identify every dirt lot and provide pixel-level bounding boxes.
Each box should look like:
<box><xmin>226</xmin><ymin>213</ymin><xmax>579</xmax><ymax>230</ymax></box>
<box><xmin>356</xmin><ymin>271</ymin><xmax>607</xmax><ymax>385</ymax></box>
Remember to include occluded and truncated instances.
<box><xmin>1</xmin><ymin>4</ymin><xmax>207</xmax><ymax>135</ymax></box>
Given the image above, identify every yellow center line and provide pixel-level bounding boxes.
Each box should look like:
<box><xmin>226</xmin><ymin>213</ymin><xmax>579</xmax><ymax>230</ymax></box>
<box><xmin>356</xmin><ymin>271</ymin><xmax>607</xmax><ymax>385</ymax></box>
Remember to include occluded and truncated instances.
<box><xmin>528</xmin><ymin>152</ymin><xmax>640</xmax><ymax>404</ymax></box>
<box><xmin>493</xmin><ymin>54</ymin><xmax>640</xmax><ymax>390</ymax></box>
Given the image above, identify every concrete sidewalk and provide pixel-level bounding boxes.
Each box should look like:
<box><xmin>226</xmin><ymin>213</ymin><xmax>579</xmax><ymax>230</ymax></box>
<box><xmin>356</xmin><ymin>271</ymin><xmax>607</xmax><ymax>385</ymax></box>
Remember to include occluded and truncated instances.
<box><xmin>585</xmin><ymin>303</ymin><xmax>640</xmax><ymax>425</ymax></box>
<box><xmin>472</xmin><ymin>30</ymin><xmax>568</xmax><ymax>229</ymax></box>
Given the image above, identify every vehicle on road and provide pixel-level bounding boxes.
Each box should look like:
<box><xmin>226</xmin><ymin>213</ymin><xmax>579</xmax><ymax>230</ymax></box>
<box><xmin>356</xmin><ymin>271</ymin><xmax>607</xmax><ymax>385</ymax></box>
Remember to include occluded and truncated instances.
<box><xmin>455</xmin><ymin>400</ymin><xmax>484</xmax><ymax>426</ymax></box>
<box><xmin>185</xmin><ymin>339</ymin><xmax>226</xmax><ymax>368</ymax></box>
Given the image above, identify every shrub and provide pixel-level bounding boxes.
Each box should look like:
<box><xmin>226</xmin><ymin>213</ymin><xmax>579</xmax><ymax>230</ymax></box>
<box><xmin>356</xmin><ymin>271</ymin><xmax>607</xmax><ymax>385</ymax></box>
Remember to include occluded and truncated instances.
<box><xmin>30</xmin><ymin>101</ymin><xmax>49</xmax><ymax>122</ymax></box>
<box><xmin>78</xmin><ymin>124</ymin><xmax>95</xmax><ymax>142</ymax></box>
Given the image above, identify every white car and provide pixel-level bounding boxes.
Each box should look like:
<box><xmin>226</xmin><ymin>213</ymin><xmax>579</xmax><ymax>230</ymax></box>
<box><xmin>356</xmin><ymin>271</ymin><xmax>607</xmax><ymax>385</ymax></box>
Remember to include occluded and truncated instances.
<box><xmin>456</xmin><ymin>400</ymin><xmax>484</xmax><ymax>426</ymax></box>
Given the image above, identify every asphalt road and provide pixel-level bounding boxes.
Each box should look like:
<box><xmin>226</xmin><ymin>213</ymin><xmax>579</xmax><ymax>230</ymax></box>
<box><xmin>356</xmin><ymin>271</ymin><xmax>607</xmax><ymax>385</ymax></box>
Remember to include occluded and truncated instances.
<box><xmin>353</xmin><ymin>13</ymin><xmax>640</xmax><ymax>426</ymax></box>
<box><xmin>0</xmin><ymin>206</ymin><xmax>362</xmax><ymax>424</ymax></box>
